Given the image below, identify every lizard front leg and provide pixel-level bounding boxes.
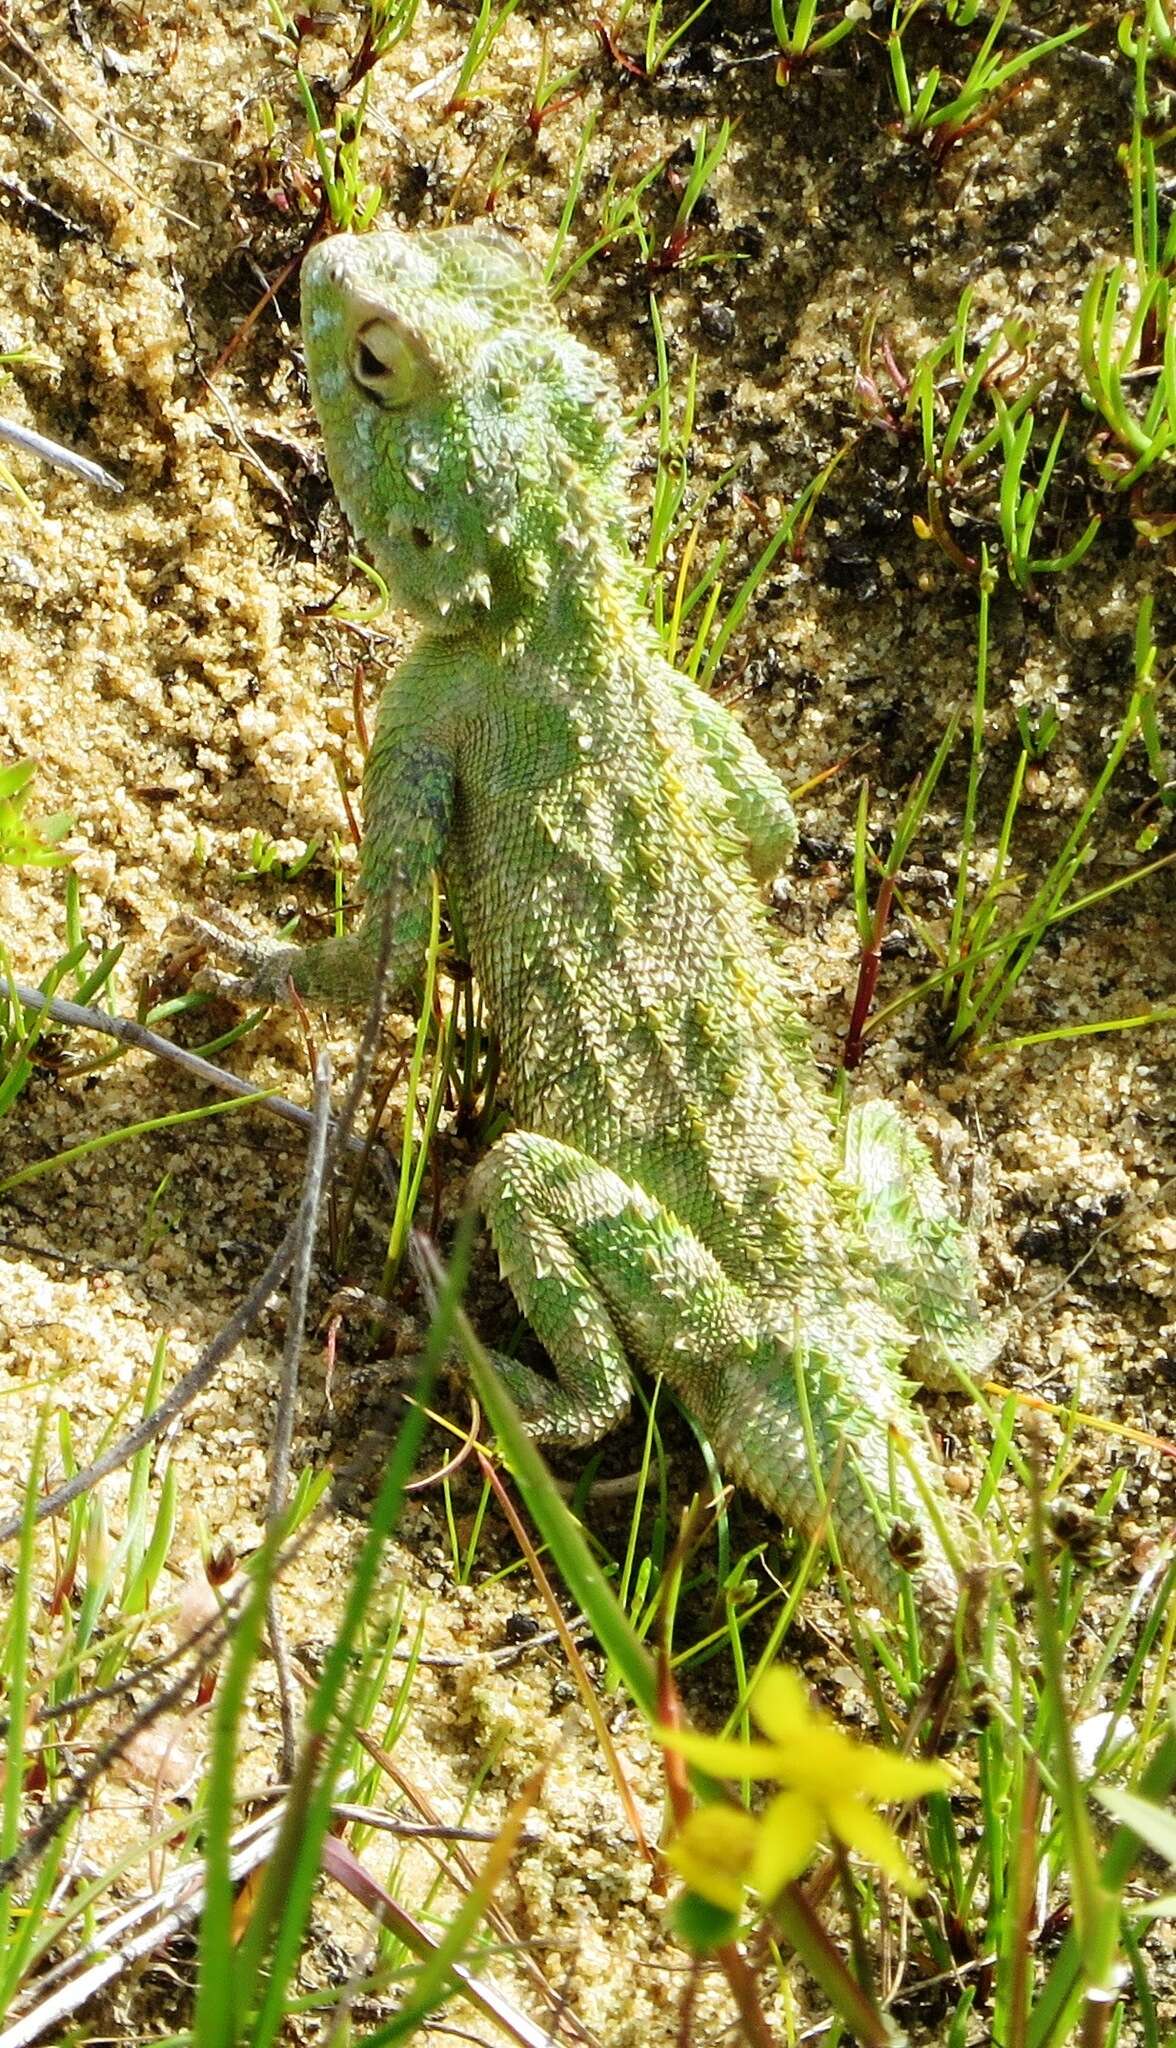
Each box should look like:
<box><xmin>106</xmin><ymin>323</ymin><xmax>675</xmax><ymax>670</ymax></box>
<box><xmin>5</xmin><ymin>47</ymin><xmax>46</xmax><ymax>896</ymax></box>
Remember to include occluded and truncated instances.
<box><xmin>664</xmin><ymin>664</ymin><xmax>797</xmax><ymax>881</ymax></box>
<box><xmin>192</xmin><ymin>654</ymin><xmax>457</xmax><ymax>1008</ymax></box>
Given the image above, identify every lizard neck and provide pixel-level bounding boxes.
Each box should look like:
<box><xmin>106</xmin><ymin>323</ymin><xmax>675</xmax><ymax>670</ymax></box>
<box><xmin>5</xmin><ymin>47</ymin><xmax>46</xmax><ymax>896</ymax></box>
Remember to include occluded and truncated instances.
<box><xmin>483</xmin><ymin>463</ymin><xmax>658</xmax><ymax>690</ymax></box>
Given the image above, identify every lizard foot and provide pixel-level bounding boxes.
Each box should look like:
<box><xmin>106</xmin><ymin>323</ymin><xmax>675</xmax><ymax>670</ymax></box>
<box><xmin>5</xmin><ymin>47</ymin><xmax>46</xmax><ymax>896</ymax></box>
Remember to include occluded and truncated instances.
<box><xmin>168</xmin><ymin>910</ymin><xmax>304</xmax><ymax>1004</ymax></box>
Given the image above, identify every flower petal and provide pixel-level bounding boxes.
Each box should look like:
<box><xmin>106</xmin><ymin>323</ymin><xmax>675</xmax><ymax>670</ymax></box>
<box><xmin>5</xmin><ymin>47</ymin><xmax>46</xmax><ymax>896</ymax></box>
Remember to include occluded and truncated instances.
<box><xmin>657</xmin><ymin>1725</ymin><xmax>790</xmax><ymax>1780</ymax></box>
<box><xmin>750</xmin><ymin>1789</ymin><xmax>823</xmax><ymax>1897</ymax></box>
<box><xmin>843</xmin><ymin>1748</ymin><xmax>953</xmax><ymax>1802</ymax></box>
<box><xmin>749</xmin><ymin>1671</ymin><xmax>947</xmax><ymax>1802</ymax></box>
<box><xmin>827</xmin><ymin>1796</ymin><xmax>921</xmax><ymax>1894</ymax></box>
<box><xmin>749</xmin><ymin>1666</ymin><xmax>814</xmax><ymax>1742</ymax></box>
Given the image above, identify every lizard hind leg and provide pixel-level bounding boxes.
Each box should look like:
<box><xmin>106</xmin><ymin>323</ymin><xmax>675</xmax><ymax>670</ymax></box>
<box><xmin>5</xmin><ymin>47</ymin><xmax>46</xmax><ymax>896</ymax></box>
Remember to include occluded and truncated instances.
<box><xmin>469</xmin><ymin>1129</ymin><xmax>754</xmax><ymax>1450</ymax></box>
<box><xmin>471</xmin><ymin>1129</ymin><xmax>977</xmax><ymax>1661</ymax></box>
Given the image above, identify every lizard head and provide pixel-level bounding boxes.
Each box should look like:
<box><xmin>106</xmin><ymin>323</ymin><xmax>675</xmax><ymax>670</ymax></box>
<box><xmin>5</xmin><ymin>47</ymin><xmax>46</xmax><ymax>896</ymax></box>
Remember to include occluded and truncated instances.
<box><xmin>301</xmin><ymin>225</ymin><xmax>629</xmax><ymax>636</ymax></box>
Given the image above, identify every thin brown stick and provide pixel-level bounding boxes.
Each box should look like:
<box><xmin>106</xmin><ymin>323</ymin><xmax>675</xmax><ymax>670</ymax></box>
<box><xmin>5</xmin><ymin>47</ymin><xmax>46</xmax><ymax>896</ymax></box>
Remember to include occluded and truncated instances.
<box><xmin>266</xmin><ymin>1052</ymin><xmax>334</xmax><ymax>1775</ymax></box>
<box><xmin>1</xmin><ymin>903</ymin><xmax>396</xmax><ymax>1543</ymax></box>
<box><xmin>9</xmin><ymin>985</ymin><xmax>397</xmax><ymax>1195</ymax></box>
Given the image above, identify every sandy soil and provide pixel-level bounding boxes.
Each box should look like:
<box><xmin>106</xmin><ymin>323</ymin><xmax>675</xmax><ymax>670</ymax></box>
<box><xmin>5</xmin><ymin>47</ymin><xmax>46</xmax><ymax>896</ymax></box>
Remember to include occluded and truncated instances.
<box><xmin>0</xmin><ymin>1</ymin><xmax>1173</xmax><ymax>2041</ymax></box>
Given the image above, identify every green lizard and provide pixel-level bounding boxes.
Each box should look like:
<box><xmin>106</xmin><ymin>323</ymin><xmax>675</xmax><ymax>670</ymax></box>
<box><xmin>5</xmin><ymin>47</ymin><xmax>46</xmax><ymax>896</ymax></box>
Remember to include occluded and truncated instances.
<box><xmin>197</xmin><ymin>225</ymin><xmax>1000</xmax><ymax>1659</ymax></box>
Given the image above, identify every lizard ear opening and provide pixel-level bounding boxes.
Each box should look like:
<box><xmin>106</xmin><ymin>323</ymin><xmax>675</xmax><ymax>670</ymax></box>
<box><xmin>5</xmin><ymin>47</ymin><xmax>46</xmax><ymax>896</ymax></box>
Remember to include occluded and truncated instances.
<box><xmin>350</xmin><ymin>318</ymin><xmax>428</xmax><ymax>407</ymax></box>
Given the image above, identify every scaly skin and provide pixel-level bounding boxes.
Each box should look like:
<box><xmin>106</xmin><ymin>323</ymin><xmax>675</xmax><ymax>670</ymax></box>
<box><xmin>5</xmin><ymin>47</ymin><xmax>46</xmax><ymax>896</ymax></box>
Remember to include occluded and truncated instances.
<box><xmin>205</xmin><ymin>226</ymin><xmax>1000</xmax><ymax>1655</ymax></box>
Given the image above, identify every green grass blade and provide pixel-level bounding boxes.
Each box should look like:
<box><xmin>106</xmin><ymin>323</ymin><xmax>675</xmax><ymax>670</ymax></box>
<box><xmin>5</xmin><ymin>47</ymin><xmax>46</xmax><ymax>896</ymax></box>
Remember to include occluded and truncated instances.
<box><xmin>0</xmin><ymin>1088</ymin><xmax>276</xmax><ymax>1197</ymax></box>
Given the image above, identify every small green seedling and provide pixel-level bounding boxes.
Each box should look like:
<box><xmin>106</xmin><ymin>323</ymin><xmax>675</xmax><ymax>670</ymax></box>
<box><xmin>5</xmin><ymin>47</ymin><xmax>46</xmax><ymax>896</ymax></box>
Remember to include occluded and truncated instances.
<box><xmin>640</xmin><ymin>297</ymin><xmax>847</xmax><ymax>685</ymax></box>
<box><xmin>1079</xmin><ymin>25</ymin><xmax>1176</xmax><ymax>516</ymax></box>
<box><xmin>994</xmin><ymin>398</ymin><xmax>1101</xmax><ymax>593</ymax></box>
<box><xmin>296</xmin><ymin>74</ymin><xmax>384</xmax><ymax>232</ymax></box>
<box><xmin>869</xmin><ymin>287</ymin><xmax>1042</xmax><ymax>574</ymax></box>
<box><xmin>1015</xmin><ymin>700</ymin><xmax>1059</xmax><ymax>760</ymax></box>
<box><xmin>547</xmin><ymin>128</ymin><xmax>666</xmax><ymax>295</ymax></box>
<box><xmin>770</xmin><ymin>0</ymin><xmax>867</xmax><ymax>83</ymax></box>
<box><xmin>382</xmin><ymin>874</ymin><xmax>454</xmax><ymax>1288</ymax></box>
<box><xmin>846</xmin><ymin>709</ymin><xmax>960</xmax><ymax>1067</ymax></box>
<box><xmin>862</xmin><ymin>289</ymin><xmax>1100</xmax><ymax>589</ymax></box>
<box><xmin>607</xmin><ymin>0</ymin><xmax>717</xmax><ymax>78</ymax></box>
<box><xmin>233</xmin><ymin>830</ymin><xmax>321</xmax><ymax>885</ymax></box>
<box><xmin>444</xmin><ymin>0</ymin><xmax>523</xmax><ymax>115</ymax></box>
<box><xmin>1080</xmin><ymin>264</ymin><xmax>1176</xmax><ymax>493</ymax></box>
<box><xmin>1118</xmin><ymin>0</ymin><xmax>1176</xmax><ymax>64</ymax></box>
<box><xmin>526</xmin><ymin>32</ymin><xmax>583</xmax><ymax>133</ymax></box>
<box><xmin>262</xmin><ymin>0</ymin><xmax>420</xmax><ymax>231</ymax></box>
<box><xmin>0</xmin><ymin>761</ymin><xmax>72</xmax><ymax>868</ymax></box>
<box><xmin>888</xmin><ymin>0</ymin><xmax>1087</xmax><ymax>166</ymax></box>
<box><xmin>858</xmin><ymin>577</ymin><xmax>1173</xmax><ymax>1055</ymax></box>
<box><xmin>547</xmin><ymin>120</ymin><xmax>734</xmax><ymax>295</ymax></box>
<box><xmin>600</xmin><ymin>0</ymin><xmax>716</xmax><ymax>80</ymax></box>
<box><xmin>648</xmin><ymin>120</ymin><xmax>738</xmax><ymax>279</ymax></box>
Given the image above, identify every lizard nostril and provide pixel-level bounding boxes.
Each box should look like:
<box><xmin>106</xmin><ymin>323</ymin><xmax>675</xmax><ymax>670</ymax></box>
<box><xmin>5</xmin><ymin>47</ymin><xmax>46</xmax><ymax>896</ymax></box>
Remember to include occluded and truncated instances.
<box><xmin>411</xmin><ymin>526</ymin><xmax>431</xmax><ymax>549</ymax></box>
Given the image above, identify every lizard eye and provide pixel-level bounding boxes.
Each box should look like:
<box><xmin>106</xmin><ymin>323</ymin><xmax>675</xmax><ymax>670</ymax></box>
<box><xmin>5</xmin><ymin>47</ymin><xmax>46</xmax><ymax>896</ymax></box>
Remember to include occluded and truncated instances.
<box><xmin>350</xmin><ymin>319</ymin><xmax>421</xmax><ymax>406</ymax></box>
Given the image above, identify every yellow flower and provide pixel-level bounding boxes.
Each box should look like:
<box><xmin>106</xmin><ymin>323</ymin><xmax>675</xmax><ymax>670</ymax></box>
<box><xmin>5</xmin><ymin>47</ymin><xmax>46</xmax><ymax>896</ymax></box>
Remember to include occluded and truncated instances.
<box><xmin>660</xmin><ymin>1667</ymin><xmax>952</xmax><ymax>1904</ymax></box>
